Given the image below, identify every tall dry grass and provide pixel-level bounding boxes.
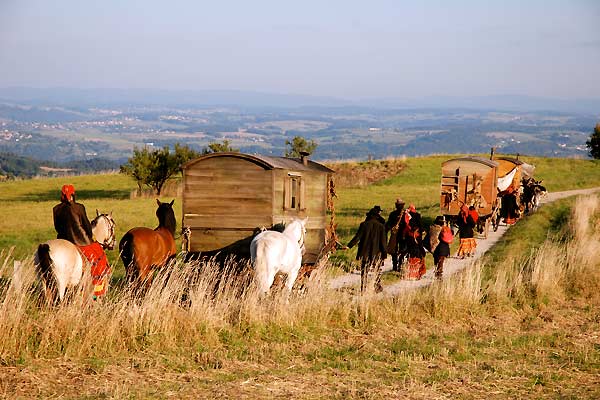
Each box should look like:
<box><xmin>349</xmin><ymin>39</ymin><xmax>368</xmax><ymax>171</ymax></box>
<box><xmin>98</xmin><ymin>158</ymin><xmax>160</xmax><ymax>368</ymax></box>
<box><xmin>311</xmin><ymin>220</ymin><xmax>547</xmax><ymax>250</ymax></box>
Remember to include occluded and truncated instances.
<box><xmin>1</xmin><ymin>195</ymin><xmax>599</xmax><ymax>363</ymax></box>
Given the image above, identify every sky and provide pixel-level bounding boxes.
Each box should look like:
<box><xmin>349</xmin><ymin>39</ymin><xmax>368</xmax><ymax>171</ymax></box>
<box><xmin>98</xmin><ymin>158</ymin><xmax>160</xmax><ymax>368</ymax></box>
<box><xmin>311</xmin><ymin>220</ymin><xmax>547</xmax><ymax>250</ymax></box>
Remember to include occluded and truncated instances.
<box><xmin>0</xmin><ymin>0</ymin><xmax>599</xmax><ymax>99</ymax></box>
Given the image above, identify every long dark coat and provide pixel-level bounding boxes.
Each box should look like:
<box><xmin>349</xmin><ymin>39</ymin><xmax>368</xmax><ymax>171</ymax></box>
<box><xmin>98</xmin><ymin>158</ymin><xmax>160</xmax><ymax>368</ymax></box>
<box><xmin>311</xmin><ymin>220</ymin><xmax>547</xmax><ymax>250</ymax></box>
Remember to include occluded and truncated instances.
<box><xmin>348</xmin><ymin>216</ymin><xmax>387</xmax><ymax>261</ymax></box>
<box><xmin>53</xmin><ymin>201</ymin><xmax>94</xmax><ymax>246</ymax></box>
<box><xmin>500</xmin><ymin>192</ymin><xmax>519</xmax><ymax>220</ymax></box>
<box><xmin>456</xmin><ymin>214</ymin><xmax>476</xmax><ymax>239</ymax></box>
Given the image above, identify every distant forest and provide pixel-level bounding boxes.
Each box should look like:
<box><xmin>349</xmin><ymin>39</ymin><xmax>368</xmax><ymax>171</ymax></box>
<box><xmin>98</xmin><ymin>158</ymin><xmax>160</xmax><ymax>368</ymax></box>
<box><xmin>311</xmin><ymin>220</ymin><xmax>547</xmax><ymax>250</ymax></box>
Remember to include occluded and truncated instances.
<box><xmin>0</xmin><ymin>152</ymin><xmax>119</xmax><ymax>180</ymax></box>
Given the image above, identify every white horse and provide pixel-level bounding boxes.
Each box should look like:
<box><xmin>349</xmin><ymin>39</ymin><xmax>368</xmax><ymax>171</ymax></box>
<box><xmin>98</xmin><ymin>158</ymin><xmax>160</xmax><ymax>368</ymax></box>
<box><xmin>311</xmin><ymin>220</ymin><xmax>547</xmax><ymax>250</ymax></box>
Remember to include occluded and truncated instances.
<box><xmin>250</xmin><ymin>217</ymin><xmax>308</xmax><ymax>294</ymax></box>
<box><xmin>33</xmin><ymin>211</ymin><xmax>116</xmax><ymax>304</ymax></box>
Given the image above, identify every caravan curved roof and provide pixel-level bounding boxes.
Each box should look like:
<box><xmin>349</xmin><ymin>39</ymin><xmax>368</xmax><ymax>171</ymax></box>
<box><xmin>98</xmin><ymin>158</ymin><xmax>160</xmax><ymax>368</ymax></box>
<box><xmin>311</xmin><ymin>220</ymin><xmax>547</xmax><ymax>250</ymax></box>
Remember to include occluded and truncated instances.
<box><xmin>442</xmin><ymin>156</ymin><xmax>498</xmax><ymax>168</ymax></box>
<box><xmin>183</xmin><ymin>152</ymin><xmax>335</xmax><ymax>173</ymax></box>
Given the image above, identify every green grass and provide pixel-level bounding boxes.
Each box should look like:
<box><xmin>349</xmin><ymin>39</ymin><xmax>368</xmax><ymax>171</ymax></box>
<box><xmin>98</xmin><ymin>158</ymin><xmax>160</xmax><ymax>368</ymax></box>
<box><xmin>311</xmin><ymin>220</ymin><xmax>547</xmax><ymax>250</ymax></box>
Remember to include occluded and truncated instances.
<box><xmin>1</xmin><ymin>163</ymin><xmax>600</xmax><ymax>398</ymax></box>
<box><xmin>0</xmin><ymin>173</ymin><xmax>182</xmax><ymax>274</ymax></box>
<box><xmin>3</xmin><ymin>155</ymin><xmax>600</xmax><ymax>270</ymax></box>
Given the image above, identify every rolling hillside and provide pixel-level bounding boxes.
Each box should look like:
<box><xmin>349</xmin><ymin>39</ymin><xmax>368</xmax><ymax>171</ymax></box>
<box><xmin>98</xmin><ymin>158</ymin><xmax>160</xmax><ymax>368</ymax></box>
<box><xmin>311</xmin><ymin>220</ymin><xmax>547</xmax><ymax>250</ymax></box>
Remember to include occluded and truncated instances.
<box><xmin>1</xmin><ymin>155</ymin><xmax>600</xmax><ymax>398</ymax></box>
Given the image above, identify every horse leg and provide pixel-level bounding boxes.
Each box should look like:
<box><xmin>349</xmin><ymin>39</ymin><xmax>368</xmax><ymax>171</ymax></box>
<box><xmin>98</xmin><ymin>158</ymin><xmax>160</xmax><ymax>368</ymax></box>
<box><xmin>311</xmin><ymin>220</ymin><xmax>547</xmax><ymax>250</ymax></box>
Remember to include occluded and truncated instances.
<box><xmin>285</xmin><ymin>264</ymin><xmax>301</xmax><ymax>293</ymax></box>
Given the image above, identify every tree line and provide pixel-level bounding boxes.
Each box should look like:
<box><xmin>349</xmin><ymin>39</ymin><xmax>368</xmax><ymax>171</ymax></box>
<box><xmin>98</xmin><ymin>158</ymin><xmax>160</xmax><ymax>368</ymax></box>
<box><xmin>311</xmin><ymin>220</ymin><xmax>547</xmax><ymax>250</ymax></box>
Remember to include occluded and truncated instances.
<box><xmin>120</xmin><ymin>136</ymin><xmax>318</xmax><ymax>195</ymax></box>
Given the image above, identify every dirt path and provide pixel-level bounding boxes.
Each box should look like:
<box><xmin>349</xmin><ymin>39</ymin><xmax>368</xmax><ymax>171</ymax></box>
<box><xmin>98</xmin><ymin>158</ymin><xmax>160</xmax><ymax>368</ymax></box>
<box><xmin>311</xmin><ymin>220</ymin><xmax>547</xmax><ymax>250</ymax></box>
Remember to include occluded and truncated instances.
<box><xmin>329</xmin><ymin>187</ymin><xmax>600</xmax><ymax>296</ymax></box>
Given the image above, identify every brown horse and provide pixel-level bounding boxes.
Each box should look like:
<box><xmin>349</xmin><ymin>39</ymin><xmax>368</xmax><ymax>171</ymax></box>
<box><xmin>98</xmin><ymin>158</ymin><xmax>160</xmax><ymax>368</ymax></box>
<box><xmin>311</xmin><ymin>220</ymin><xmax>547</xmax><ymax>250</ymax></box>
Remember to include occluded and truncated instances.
<box><xmin>119</xmin><ymin>199</ymin><xmax>177</xmax><ymax>290</ymax></box>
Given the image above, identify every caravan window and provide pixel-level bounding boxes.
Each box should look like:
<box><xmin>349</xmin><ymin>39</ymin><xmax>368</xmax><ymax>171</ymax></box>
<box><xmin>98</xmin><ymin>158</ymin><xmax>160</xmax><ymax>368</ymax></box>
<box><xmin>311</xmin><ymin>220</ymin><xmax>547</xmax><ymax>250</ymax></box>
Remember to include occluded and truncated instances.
<box><xmin>285</xmin><ymin>173</ymin><xmax>304</xmax><ymax>210</ymax></box>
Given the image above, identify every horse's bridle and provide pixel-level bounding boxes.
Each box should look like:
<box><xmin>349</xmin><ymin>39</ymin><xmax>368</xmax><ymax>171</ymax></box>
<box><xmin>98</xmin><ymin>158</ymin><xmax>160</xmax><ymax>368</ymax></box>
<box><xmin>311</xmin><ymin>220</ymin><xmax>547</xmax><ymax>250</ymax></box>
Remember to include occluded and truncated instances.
<box><xmin>298</xmin><ymin>226</ymin><xmax>306</xmax><ymax>255</ymax></box>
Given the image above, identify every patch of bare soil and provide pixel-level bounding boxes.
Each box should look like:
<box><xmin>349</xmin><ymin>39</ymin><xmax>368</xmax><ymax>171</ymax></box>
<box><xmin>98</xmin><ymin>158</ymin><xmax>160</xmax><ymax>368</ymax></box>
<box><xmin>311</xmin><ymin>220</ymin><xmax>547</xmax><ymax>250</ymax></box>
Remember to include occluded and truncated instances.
<box><xmin>324</xmin><ymin>158</ymin><xmax>406</xmax><ymax>188</ymax></box>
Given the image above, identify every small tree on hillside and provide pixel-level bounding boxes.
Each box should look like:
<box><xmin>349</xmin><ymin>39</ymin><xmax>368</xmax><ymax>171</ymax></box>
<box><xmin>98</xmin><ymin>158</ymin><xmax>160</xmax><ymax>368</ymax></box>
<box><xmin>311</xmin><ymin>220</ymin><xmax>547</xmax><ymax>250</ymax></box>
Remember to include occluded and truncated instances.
<box><xmin>586</xmin><ymin>123</ymin><xmax>600</xmax><ymax>159</ymax></box>
<box><xmin>202</xmin><ymin>139</ymin><xmax>239</xmax><ymax>154</ymax></box>
<box><xmin>119</xmin><ymin>146</ymin><xmax>154</xmax><ymax>194</ymax></box>
<box><xmin>284</xmin><ymin>136</ymin><xmax>318</xmax><ymax>158</ymax></box>
<box><xmin>121</xmin><ymin>143</ymin><xmax>199</xmax><ymax>195</ymax></box>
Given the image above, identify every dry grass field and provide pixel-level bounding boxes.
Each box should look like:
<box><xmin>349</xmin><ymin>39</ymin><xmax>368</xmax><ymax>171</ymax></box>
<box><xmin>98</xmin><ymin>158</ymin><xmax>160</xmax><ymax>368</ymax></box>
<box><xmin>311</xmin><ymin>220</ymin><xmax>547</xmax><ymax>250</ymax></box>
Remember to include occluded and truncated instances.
<box><xmin>0</xmin><ymin>155</ymin><xmax>599</xmax><ymax>398</ymax></box>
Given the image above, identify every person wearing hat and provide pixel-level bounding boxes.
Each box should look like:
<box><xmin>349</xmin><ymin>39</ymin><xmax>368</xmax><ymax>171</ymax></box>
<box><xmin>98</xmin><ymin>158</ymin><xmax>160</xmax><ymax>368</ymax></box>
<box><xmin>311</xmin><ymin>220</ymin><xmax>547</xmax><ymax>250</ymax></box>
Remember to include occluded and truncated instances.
<box><xmin>369</xmin><ymin>205</ymin><xmax>386</xmax><ymax>225</ymax></box>
<box><xmin>385</xmin><ymin>198</ymin><xmax>406</xmax><ymax>272</ymax></box>
<box><xmin>347</xmin><ymin>208</ymin><xmax>387</xmax><ymax>293</ymax></box>
<box><xmin>53</xmin><ymin>184</ymin><xmax>94</xmax><ymax>246</ymax></box>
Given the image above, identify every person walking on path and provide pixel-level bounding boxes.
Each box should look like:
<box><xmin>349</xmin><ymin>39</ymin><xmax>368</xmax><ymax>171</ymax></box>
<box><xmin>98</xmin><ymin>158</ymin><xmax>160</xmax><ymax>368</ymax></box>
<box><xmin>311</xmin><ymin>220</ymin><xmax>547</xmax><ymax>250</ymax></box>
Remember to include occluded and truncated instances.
<box><xmin>347</xmin><ymin>209</ymin><xmax>387</xmax><ymax>293</ymax></box>
<box><xmin>385</xmin><ymin>198</ymin><xmax>406</xmax><ymax>272</ymax></box>
<box><xmin>425</xmin><ymin>216</ymin><xmax>453</xmax><ymax>279</ymax></box>
<box><xmin>499</xmin><ymin>186</ymin><xmax>520</xmax><ymax>225</ymax></box>
<box><xmin>456</xmin><ymin>205</ymin><xmax>477</xmax><ymax>258</ymax></box>
<box><xmin>369</xmin><ymin>205</ymin><xmax>386</xmax><ymax>225</ymax></box>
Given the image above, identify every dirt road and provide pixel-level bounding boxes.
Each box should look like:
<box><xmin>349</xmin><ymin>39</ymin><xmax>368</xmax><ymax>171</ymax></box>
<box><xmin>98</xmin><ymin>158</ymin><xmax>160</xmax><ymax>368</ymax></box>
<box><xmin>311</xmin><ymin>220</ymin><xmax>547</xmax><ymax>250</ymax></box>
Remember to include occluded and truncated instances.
<box><xmin>329</xmin><ymin>187</ymin><xmax>600</xmax><ymax>296</ymax></box>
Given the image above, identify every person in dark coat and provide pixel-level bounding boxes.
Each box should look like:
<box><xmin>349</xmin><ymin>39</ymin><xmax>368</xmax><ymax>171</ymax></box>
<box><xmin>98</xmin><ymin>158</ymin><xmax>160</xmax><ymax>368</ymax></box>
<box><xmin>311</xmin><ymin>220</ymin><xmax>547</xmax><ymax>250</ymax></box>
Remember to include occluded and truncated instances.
<box><xmin>369</xmin><ymin>205</ymin><xmax>386</xmax><ymax>225</ymax></box>
<box><xmin>348</xmin><ymin>209</ymin><xmax>387</xmax><ymax>293</ymax></box>
<box><xmin>456</xmin><ymin>205</ymin><xmax>476</xmax><ymax>258</ymax></box>
<box><xmin>385</xmin><ymin>198</ymin><xmax>406</xmax><ymax>272</ymax></box>
<box><xmin>500</xmin><ymin>186</ymin><xmax>520</xmax><ymax>225</ymax></box>
<box><xmin>53</xmin><ymin>184</ymin><xmax>94</xmax><ymax>246</ymax></box>
<box><xmin>434</xmin><ymin>226</ymin><xmax>452</xmax><ymax>279</ymax></box>
<box><xmin>404</xmin><ymin>206</ymin><xmax>426</xmax><ymax>280</ymax></box>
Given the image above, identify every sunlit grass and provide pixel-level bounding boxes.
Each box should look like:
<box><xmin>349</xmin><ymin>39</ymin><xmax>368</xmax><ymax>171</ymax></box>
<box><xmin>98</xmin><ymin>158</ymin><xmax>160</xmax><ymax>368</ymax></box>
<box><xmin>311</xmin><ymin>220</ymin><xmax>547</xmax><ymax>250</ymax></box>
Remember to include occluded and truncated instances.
<box><xmin>1</xmin><ymin>196</ymin><xmax>599</xmax><ymax>398</ymax></box>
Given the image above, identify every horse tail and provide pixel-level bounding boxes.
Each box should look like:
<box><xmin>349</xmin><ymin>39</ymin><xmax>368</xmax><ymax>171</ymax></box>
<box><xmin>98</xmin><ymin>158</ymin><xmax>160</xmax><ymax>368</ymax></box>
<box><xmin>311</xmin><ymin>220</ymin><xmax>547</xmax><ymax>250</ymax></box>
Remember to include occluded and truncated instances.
<box><xmin>119</xmin><ymin>232</ymin><xmax>136</xmax><ymax>282</ymax></box>
<box><xmin>36</xmin><ymin>243</ymin><xmax>57</xmax><ymax>304</ymax></box>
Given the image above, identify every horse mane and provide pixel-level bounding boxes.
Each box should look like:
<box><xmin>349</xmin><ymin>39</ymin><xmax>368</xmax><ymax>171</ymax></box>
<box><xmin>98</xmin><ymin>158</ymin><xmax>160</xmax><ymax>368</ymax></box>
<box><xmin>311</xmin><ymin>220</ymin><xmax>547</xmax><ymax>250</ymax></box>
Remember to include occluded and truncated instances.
<box><xmin>157</xmin><ymin>204</ymin><xmax>177</xmax><ymax>236</ymax></box>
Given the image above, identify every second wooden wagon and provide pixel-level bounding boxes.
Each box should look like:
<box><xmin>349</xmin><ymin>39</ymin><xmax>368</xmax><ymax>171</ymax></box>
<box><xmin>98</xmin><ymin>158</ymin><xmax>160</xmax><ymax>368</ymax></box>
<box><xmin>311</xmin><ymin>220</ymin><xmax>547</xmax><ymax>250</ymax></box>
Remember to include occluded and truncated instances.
<box><xmin>440</xmin><ymin>156</ymin><xmax>499</xmax><ymax>236</ymax></box>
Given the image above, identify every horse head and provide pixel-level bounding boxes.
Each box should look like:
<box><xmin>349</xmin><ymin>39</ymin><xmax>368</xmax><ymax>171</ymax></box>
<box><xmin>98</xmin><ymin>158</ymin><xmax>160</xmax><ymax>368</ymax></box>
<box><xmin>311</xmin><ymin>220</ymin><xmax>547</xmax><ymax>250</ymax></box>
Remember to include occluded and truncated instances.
<box><xmin>92</xmin><ymin>211</ymin><xmax>116</xmax><ymax>250</ymax></box>
<box><xmin>284</xmin><ymin>217</ymin><xmax>308</xmax><ymax>254</ymax></box>
<box><xmin>156</xmin><ymin>199</ymin><xmax>177</xmax><ymax>236</ymax></box>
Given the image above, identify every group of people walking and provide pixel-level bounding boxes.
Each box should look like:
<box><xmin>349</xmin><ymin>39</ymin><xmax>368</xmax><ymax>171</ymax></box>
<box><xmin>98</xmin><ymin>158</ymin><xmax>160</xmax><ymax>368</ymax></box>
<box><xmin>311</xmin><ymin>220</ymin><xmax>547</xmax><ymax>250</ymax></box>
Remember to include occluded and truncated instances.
<box><xmin>346</xmin><ymin>198</ymin><xmax>481</xmax><ymax>293</ymax></box>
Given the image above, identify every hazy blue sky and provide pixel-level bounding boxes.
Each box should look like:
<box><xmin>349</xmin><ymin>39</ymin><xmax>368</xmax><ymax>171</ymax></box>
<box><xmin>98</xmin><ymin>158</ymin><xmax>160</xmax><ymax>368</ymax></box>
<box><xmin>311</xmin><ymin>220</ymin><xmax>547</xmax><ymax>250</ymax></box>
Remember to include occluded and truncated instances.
<box><xmin>1</xmin><ymin>0</ymin><xmax>598</xmax><ymax>99</ymax></box>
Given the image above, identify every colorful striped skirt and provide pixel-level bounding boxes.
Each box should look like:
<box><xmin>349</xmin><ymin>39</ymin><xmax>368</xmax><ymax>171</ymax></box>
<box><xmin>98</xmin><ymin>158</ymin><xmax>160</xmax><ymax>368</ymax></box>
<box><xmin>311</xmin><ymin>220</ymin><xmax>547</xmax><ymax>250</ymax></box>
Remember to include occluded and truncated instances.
<box><xmin>406</xmin><ymin>257</ymin><xmax>426</xmax><ymax>280</ymax></box>
<box><xmin>457</xmin><ymin>238</ymin><xmax>477</xmax><ymax>257</ymax></box>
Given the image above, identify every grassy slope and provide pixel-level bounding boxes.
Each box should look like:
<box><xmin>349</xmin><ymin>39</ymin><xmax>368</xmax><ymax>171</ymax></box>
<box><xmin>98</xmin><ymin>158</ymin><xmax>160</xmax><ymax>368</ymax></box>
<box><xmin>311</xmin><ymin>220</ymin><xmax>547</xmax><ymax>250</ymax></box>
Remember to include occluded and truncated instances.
<box><xmin>2</xmin><ymin>155</ymin><xmax>600</xmax><ymax>270</ymax></box>
<box><xmin>1</xmin><ymin>156</ymin><xmax>600</xmax><ymax>398</ymax></box>
<box><xmin>2</xmin><ymin>198</ymin><xmax>599</xmax><ymax>398</ymax></box>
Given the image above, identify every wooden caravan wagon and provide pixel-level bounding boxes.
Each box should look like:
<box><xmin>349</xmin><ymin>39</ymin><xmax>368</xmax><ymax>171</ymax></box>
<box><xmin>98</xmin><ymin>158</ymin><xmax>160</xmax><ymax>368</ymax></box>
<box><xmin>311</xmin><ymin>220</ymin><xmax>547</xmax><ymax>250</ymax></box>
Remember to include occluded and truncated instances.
<box><xmin>181</xmin><ymin>152</ymin><xmax>335</xmax><ymax>264</ymax></box>
<box><xmin>494</xmin><ymin>156</ymin><xmax>536</xmax><ymax>220</ymax></box>
<box><xmin>440</xmin><ymin>157</ymin><xmax>499</xmax><ymax>236</ymax></box>
<box><xmin>495</xmin><ymin>156</ymin><xmax>535</xmax><ymax>194</ymax></box>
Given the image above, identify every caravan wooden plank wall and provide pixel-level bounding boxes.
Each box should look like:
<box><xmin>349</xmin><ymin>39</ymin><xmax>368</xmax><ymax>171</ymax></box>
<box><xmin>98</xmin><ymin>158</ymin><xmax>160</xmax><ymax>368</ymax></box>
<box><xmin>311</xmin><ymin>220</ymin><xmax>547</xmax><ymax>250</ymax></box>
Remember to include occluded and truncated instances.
<box><xmin>182</xmin><ymin>152</ymin><xmax>334</xmax><ymax>264</ymax></box>
<box><xmin>440</xmin><ymin>157</ymin><xmax>498</xmax><ymax>217</ymax></box>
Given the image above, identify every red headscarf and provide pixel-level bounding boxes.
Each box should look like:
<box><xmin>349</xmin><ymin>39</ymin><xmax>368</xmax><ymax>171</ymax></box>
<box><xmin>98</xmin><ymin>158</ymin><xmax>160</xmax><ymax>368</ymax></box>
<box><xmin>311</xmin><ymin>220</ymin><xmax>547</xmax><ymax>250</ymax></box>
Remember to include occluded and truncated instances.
<box><xmin>61</xmin><ymin>184</ymin><xmax>75</xmax><ymax>202</ymax></box>
<box><xmin>469</xmin><ymin>208</ymin><xmax>479</xmax><ymax>223</ymax></box>
<box><xmin>460</xmin><ymin>205</ymin><xmax>469</xmax><ymax>224</ymax></box>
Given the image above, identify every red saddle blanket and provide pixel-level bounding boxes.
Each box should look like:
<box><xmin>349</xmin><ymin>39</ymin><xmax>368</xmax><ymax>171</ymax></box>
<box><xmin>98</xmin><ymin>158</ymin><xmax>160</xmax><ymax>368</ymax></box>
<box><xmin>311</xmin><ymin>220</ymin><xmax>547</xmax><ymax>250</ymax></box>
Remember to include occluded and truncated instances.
<box><xmin>78</xmin><ymin>242</ymin><xmax>110</xmax><ymax>298</ymax></box>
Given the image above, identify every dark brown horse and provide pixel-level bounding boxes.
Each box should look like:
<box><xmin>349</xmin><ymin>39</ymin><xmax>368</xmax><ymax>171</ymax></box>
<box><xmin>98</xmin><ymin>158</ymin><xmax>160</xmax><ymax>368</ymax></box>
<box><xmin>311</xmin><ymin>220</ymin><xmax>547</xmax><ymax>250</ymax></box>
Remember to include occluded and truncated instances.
<box><xmin>119</xmin><ymin>199</ymin><xmax>177</xmax><ymax>289</ymax></box>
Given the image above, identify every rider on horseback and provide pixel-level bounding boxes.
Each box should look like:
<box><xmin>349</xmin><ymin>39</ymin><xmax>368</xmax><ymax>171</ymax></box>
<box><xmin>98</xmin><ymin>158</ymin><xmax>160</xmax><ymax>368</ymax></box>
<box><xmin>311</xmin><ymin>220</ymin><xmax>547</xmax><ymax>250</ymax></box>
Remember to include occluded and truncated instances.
<box><xmin>53</xmin><ymin>184</ymin><xmax>94</xmax><ymax>246</ymax></box>
<box><xmin>53</xmin><ymin>184</ymin><xmax>110</xmax><ymax>299</ymax></box>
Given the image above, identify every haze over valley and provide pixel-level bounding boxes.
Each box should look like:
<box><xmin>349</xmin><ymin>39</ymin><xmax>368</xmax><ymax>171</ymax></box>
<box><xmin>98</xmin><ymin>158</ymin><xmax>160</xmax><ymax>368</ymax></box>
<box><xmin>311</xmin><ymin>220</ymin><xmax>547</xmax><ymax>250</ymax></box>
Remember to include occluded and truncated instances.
<box><xmin>0</xmin><ymin>88</ymin><xmax>597</xmax><ymax>171</ymax></box>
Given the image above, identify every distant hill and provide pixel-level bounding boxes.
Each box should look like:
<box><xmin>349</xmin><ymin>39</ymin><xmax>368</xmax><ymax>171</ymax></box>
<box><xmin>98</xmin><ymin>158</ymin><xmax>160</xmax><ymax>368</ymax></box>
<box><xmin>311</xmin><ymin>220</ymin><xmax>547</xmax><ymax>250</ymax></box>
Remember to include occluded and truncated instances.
<box><xmin>0</xmin><ymin>152</ymin><xmax>119</xmax><ymax>180</ymax></box>
<box><xmin>1</xmin><ymin>87</ymin><xmax>599</xmax><ymax>114</ymax></box>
